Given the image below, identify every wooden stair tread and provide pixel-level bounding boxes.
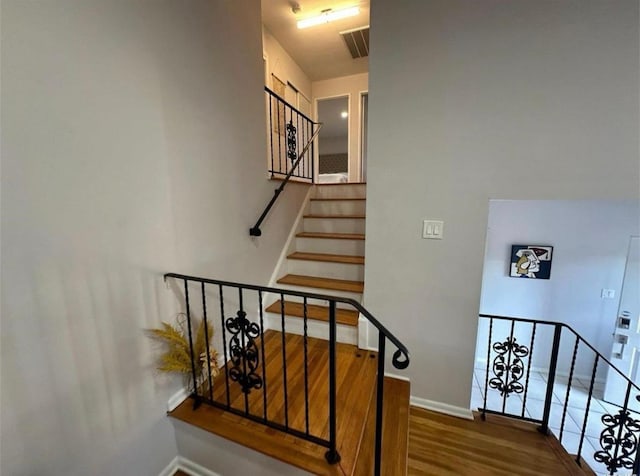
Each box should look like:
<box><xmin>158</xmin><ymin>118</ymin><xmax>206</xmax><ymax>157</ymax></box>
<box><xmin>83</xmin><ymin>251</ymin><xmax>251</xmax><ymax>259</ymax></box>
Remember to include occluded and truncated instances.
<box><xmin>287</xmin><ymin>251</ymin><xmax>364</xmax><ymax>265</ymax></box>
<box><xmin>304</xmin><ymin>214</ymin><xmax>366</xmax><ymax>219</ymax></box>
<box><xmin>315</xmin><ymin>182</ymin><xmax>367</xmax><ymax>186</ymax></box>
<box><xmin>265</xmin><ymin>300</ymin><xmax>359</xmax><ymax>326</ymax></box>
<box><xmin>310</xmin><ymin>197</ymin><xmax>366</xmax><ymax>201</ymax></box>
<box><xmin>169</xmin><ymin>330</ymin><xmax>378</xmax><ymax>475</ymax></box>
<box><xmin>296</xmin><ymin>232</ymin><xmax>365</xmax><ymax>240</ymax></box>
<box><xmin>354</xmin><ymin>377</ymin><xmax>411</xmax><ymax>476</ymax></box>
<box><xmin>277</xmin><ymin>274</ymin><xmax>364</xmax><ymax>293</ymax></box>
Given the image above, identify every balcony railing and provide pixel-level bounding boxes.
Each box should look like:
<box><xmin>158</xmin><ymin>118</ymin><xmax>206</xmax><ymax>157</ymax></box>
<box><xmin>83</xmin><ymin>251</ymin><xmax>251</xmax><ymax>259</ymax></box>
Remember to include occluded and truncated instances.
<box><xmin>476</xmin><ymin>314</ymin><xmax>640</xmax><ymax>475</ymax></box>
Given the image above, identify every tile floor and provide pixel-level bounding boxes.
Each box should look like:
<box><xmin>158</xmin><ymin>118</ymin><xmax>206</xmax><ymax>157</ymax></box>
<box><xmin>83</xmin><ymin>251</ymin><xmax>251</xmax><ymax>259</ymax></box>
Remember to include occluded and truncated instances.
<box><xmin>471</xmin><ymin>365</ymin><xmax>633</xmax><ymax>476</ymax></box>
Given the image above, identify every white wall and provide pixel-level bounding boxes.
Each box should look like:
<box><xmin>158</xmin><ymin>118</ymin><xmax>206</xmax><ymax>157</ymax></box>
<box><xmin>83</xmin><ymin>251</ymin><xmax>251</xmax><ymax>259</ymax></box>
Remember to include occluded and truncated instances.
<box><xmin>1</xmin><ymin>1</ymin><xmax>308</xmax><ymax>475</ymax></box>
<box><xmin>476</xmin><ymin>200</ymin><xmax>640</xmax><ymax>379</ymax></box>
<box><xmin>365</xmin><ymin>0</ymin><xmax>639</xmax><ymax>410</ymax></box>
<box><xmin>263</xmin><ymin>27</ymin><xmax>311</xmax><ymax>100</ymax></box>
<box><xmin>319</xmin><ymin>136</ymin><xmax>349</xmax><ymax>155</ymax></box>
<box><xmin>173</xmin><ymin>420</ymin><xmax>312</xmax><ymax>476</ymax></box>
<box><xmin>313</xmin><ymin>73</ymin><xmax>369</xmax><ymax>182</ymax></box>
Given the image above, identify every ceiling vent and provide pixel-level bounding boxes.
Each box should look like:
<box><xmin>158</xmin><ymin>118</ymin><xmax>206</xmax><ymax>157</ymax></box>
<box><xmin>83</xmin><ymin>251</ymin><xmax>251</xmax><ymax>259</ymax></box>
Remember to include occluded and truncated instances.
<box><xmin>340</xmin><ymin>26</ymin><xmax>369</xmax><ymax>59</ymax></box>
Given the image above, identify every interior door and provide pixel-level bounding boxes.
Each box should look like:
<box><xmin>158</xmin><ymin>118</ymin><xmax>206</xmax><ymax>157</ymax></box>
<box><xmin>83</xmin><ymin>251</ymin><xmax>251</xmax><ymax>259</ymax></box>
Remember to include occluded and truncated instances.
<box><xmin>605</xmin><ymin>236</ymin><xmax>640</xmax><ymax>410</ymax></box>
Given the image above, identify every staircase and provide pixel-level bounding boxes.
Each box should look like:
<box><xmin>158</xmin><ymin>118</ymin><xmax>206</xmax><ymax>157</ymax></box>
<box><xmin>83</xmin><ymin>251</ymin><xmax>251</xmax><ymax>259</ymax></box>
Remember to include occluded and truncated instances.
<box><xmin>266</xmin><ymin>183</ymin><xmax>367</xmax><ymax>345</ymax></box>
<box><xmin>164</xmin><ymin>181</ymin><xmax>411</xmax><ymax>474</ymax></box>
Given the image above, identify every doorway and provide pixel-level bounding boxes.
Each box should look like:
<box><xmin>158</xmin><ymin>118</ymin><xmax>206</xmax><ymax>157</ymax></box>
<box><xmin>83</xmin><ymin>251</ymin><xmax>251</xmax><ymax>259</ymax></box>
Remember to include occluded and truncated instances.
<box><xmin>360</xmin><ymin>93</ymin><xmax>368</xmax><ymax>182</ymax></box>
<box><xmin>604</xmin><ymin>235</ymin><xmax>640</xmax><ymax>410</ymax></box>
<box><xmin>316</xmin><ymin>96</ymin><xmax>349</xmax><ymax>182</ymax></box>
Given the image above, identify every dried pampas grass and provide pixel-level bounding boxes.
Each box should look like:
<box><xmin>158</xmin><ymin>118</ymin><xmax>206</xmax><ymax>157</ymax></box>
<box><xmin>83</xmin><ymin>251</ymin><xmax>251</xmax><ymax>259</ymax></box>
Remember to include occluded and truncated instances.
<box><xmin>147</xmin><ymin>314</ymin><xmax>220</xmax><ymax>387</ymax></box>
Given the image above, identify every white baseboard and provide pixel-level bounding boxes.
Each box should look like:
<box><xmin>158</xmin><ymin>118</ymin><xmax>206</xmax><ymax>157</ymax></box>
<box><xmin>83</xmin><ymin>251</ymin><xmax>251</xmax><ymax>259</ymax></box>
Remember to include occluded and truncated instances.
<box><xmin>410</xmin><ymin>396</ymin><xmax>474</xmax><ymax>420</ymax></box>
<box><xmin>167</xmin><ymin>387</ymin><xmax>189</xmax><ymax>412</ymax></box>
<box><xmin>178</xmin><ymin>457</ymin><xmax>223</xmax><ymax>476</ymax></box>
<box><xmin>357</xmin><ymin>315</ymin><xmax>369</xmax><ymax>350</ymax></box>
<box><xmin>158</xmin><ymin>456</ymin><xmax>223</xmax><ymax>476</ymax></box>
<box><xmin>158</xmin><ymin>456</ymin><xmax>179</xmax><ymax>476</ymax></box>
<box><xmin>360</xmin><ymin>345</ymin><xmax>378</xmax><ymax>353</ymax></box>
<box><xmin>384</xmin><ymin>372</ymin><xmax>410</xmax><ymax>383</ymax></box>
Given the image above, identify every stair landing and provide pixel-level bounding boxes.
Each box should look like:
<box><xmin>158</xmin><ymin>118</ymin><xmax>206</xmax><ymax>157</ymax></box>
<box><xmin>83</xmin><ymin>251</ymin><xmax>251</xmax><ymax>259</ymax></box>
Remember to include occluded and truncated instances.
<box><xmin>169</xmin><ymin>330</ymin><xmax>380</xmax><ymax>475</ymax></box>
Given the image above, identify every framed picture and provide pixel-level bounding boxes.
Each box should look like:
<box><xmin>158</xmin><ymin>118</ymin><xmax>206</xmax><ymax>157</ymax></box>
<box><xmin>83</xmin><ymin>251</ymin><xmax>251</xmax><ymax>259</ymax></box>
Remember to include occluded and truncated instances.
<box><xmin>509</xmin><ymin>245</ymin><xmax>553</xmax><ymax>279</ymax></box>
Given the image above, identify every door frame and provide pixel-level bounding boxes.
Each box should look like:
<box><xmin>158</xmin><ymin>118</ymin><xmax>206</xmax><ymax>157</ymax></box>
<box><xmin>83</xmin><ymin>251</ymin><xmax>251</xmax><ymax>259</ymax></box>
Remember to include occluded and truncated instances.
<box><xmin>313</xmin><ymin>93</ymin><xmax>351</xmax><ymax>182</ymax></box>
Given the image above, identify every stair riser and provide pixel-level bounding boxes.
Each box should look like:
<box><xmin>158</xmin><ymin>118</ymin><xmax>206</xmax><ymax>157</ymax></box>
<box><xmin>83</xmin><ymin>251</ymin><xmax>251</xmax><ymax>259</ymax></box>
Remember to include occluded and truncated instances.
<box><xmin>303</xmin><ymin>217</ymin><xmax>366</xmax><ymax>234</ymax></box>
<box><xmin>295</xmin><ymin>237</ymin><xmax>365</xmax><ymax>255</ymax></box>
<box><xmin>313</xmin><ymin>184</ymin><xmax>367</xmax><ymax>199</ymax></box>
<box><xmin>286</xmin><ymin>259</ymin><xmax>364</xmax><ymax>281</ymax></box>
<box><xmin>264</xmin><ymin>314</ymin><xmax>357</xmax><ymax>345</ymax></box>
<box><xmin>271</xmin><ymin>285</ymin><xmax>362</xmax><ymax>308</ymax></box>
<box><xmin>308</xmin><ymin>200</ymin><xmax>366</xmax><ymax>216</ymax></box>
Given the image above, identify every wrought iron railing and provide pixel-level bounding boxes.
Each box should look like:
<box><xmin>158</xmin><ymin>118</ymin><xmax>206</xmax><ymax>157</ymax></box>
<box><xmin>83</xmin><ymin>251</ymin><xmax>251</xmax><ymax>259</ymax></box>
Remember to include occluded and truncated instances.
<box><xmin>250</xmin><ymin>87</ymin><xmax>322</xmax><ymax>237</ymax></box>
<box><xmin>476</xmin><ymin>314</ymin><xmax>640</xmax><ymax>475</ymax></box>
<box><xmin>164</xmin><ymin>272</ymin><xmax>409</xmax><ymax>475</ymax></box>
<box><xmin>265</xmin><ymin>86</ymin><xmax>317</xmax><ymax>181</ymax></box>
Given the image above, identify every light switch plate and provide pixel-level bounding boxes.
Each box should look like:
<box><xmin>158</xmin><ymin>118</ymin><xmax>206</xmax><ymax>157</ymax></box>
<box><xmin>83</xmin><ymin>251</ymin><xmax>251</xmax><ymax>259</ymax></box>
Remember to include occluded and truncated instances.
<box><xmin>423</xmin><ymin>220</ymin><xmax>444</xmax><ymax>239</ymax></box>
<box><xmin>601</xmin><ymin>289</ymin><xmax>616</xmax><ymax>299</ymax></box>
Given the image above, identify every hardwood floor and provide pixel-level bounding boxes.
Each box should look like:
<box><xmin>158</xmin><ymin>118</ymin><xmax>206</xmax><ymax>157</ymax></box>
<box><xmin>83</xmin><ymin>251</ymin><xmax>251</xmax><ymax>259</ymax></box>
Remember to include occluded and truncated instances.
<box><xmin>407</xmin><ymin>408</ymin><xmax>586</xmax><ymax>476</ymax></box>
<box><xmin>170</xmin><ymin>329</ymin><xmax>584</xmax><ymax>476</ymax></box>
<box><xmin>170</xmin><ymin>330</ymin><xmax>378</xmax><ymax>475</ymax></box>
<box><xmin>354</xmin><ymin>377</ymin><xmax>411</xmax><ymax>476</ymax></box>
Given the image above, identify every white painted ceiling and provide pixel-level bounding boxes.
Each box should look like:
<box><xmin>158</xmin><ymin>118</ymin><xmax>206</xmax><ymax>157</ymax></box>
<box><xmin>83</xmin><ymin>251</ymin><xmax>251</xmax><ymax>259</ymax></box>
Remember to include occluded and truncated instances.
<box><xmin>262</xmin><ymin>0</ymin><xmax>370</xmax><ymax>81</ymax></box>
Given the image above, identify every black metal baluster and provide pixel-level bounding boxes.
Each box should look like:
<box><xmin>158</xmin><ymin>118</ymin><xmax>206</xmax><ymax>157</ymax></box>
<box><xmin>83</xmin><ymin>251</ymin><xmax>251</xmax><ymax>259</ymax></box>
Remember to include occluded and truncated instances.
<box><xmin>539</xmin><ymin>324</ymin><xmax>562</xmax><ymax>435</ymax></box>
<box><xmin>219</xmin><ymin>284</ymin><xmax>231</xmax><ymax>408</ymax></box>
<box><xmin>239</xmin><ymin>288</ymin><xmax>250</xmax><ymax>416</ymax></box>
<box><xmin>482</xmin><ymin>317</ymin><xmax>493</xmax><ymax>419</ymax></box>
<box><xmin>311</xmin><ymin>122</ymin><xmax>315</xmax><ymax>183</ymax></box>
<box><xmin>326</xmin><ymin>300</ymin><xmax>341</xmax><ymax>464</ymax></box>
<box><xmin>501</xmin><ymin>320</ymin><xmax>516</xmax><ymax>414</ymax></box>
<box><xmin>304</xmin><ymin>121</ymin><xmax>313</xmax><ymax>179</ymax></box>
<box><xmin>559</xmin><ymin>336</ymin><xmax>580</xmax><ymax>442</ymax></box>
<box><xmin>298</xmin><ymin>111</ymin><xmax>303</xmax><ymax>178</ymax></box>
<box><xmin>304</xmin><ymin>113</ymin><xmax>308</xmax><ymax>179</ymax></box>
<box><xmin>373</xmin><ymin>333</ymin><xmax>386</xmax><ymax>476</ymax></box>
<box><xmin>303</xmin><ymin>296</ymin><xmax>310</xmax><ymax>435</ymax></box>
<box><xmin>577</xmin><ymin>355</ymin><xmax>599</xmax><ymax>466</ymax></box>
<box><xmin>277</xmin><ymin>97</ymin><xmax>282</xmax><ymax>174</ymax></box>
<box><xmin>201</xmin><ymin>282</ymin><xmax>213</xmax><ymax>402</ymax></box>
<box><xmin>521</xmin><ymin>322</ymin><xmax>537</xmax><ymax>418</ymax></box>
<box><xmin>269</xmin><ymin>94</ymin><xmax>274</xmax><ymax>175</ymax></box>
<box><xmin>184</xmin><ymin>280</ymin><xmax>200</xmax><ymax>409</ymax></box>
<box><xmin>258</xmin><ymin>290</ymin><xmax>268</xmax><ymax>422</ymax></box>
<box><xmin>280</xmin><ymin>293</ymin><xmax>289</xmax><ymax>429</ymax></box>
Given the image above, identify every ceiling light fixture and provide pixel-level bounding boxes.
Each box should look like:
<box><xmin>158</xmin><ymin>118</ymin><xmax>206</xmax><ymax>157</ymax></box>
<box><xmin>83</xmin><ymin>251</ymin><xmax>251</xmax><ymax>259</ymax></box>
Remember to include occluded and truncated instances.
<box><xmin>297</xmin><ymin>6</ymin><xmax>360</xmax><ymax>29</ymax></box>
<box><xmin>341</xmin><ymin>111</ymin><xmax>348</xmax><ymax>118</ymax></box>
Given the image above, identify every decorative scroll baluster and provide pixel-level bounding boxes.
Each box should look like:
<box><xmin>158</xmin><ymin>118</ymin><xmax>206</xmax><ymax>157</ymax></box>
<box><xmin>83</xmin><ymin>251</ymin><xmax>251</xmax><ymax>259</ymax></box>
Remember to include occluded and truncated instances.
<box><xmin>594</xmin><ymin>384</ymin><xmax>640</xmax><ymax>474</ymax></box>
<box><xmin>287</xmin><ymin>119</ymin><xmax>297</xmax><ymax>163</ymax></box>
<box><xmin>225</xmin><ymin>308</ymin><xmax>263</xmax><ymax>395</ymax></box>
<box><xmin>489</xmin><ymin>335</ymin><xmax>530</xmax><ymax>399</ymax></box>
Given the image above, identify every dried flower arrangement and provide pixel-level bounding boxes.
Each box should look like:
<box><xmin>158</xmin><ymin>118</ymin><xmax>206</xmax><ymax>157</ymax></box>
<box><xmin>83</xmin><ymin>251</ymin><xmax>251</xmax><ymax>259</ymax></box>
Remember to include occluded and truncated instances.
<box><xmin>147</xmin><ymin>313</ymin><xmax>220</xmax><ymax>391</ymax></box>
